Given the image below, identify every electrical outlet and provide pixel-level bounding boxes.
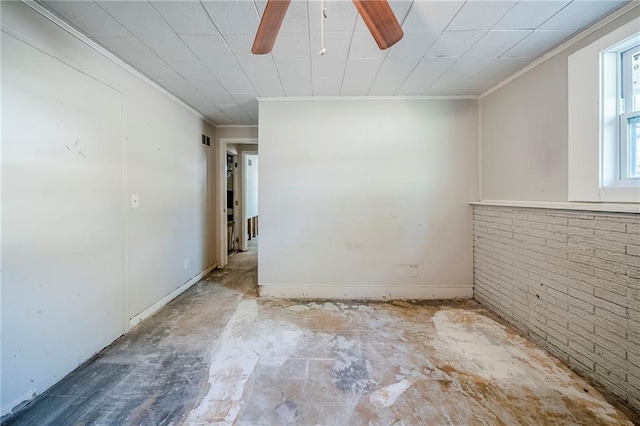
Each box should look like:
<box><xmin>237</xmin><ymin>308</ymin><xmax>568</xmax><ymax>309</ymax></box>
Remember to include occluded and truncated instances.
<box><xmin>409</xmin><ymin>265</ymin><xmax>419</xmax><ymax>278</ymax></box>
<box><xmin>184</xmin><ymin>258</ymin><xmax>190</xmax><ymax>269</ymax></box>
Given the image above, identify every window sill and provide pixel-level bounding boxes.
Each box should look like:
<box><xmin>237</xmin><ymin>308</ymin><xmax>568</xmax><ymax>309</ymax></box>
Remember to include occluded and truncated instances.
<box><xmin>469</xmin><ymin>199</ymin><xmax>640</xmax><ymax>214</ymax></box>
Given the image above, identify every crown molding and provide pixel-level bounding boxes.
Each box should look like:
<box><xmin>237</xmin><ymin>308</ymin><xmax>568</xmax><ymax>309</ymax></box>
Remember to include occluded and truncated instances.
<box><xmin>257</xmin><ymin>95</ymin><xmax>480</xmax><ymax>102</ymax></box>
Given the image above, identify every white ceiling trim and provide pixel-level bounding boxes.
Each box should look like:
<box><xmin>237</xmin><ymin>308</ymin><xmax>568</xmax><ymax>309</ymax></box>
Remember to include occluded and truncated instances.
<box><xmin>481</xmin><ymin>1</ymin><xmax>640</xmax><ymax>98</ymax></box>
<box><xmin>257</xmin><ymin>95</ymin><xmax>480</xmax><ymax>102</ymax></box>
<box><xmin>21</xmin><ymin>0</ymin><xmax>218</xmax><ymax>127</ymax></box>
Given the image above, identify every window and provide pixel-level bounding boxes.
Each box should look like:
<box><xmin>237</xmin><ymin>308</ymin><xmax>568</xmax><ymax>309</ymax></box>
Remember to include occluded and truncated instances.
<box><xmin>621</xmin><ymin>45</ymin><xmax>640</xmax><ymax>179</ymax></box>
<box><xmin>601</xmin><ymin>38</ymin><xmax>640</xmax><ymax>189</ymax></box>
<box><xmin>567</xmin><ymin>16</ymin><xmax>640</xmax><ymax>203</ymax></box>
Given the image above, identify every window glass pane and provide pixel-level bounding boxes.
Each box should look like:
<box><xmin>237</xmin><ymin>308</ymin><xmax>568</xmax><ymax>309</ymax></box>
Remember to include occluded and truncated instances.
<box><xmin>634</xmin><ymin>51</ymin><xmax>640</xmax><ymax>111</ymax></box>
<box><xmin>630</xmin><ymin>115</ymin><xmax>640</xmax><ymax>178</ymax></box>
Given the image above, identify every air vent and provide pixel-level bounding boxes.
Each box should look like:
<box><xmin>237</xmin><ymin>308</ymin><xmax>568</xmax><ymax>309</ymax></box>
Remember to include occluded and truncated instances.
<box><xmin>201</xmin><ymin>134</ymin><xmax>211</xmax><ymax>146</ymax></box>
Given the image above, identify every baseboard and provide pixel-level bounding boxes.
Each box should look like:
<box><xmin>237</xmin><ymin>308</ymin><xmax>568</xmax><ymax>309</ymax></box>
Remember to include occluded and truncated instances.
<box><xmin>258</xmin><ymin>284</ymin><xmax>473</xmax><ymax>300</ymax></box>
<box><xmin>129</xmin><ymin>263</ymin><xmax>217</xmax><ymax>329</ymax></box>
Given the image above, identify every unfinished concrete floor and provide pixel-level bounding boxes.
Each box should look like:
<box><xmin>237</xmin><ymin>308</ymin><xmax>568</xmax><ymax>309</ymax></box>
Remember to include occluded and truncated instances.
<box><xmin>4</xmin><ymin>244</ymin><xmax>637</xmax><ymax>425</ymax></box>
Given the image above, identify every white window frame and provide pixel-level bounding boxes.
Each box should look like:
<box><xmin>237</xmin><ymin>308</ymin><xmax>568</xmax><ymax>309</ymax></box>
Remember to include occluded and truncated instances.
<box><xmin>620</xmin><ymin>45</ymin><xmax>640</xmax><ymax>181</ymax></box>
<box><xmin>568</xmin><ymin>16</ymin><xmax>640</xmax><ymax>203</ymax></box>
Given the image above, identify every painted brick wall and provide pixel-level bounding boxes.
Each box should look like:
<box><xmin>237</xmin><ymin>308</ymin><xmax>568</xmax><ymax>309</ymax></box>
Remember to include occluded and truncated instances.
<box><xmin>473</xmin><ymin>206</ymin><xmax>640</xmax><ymax>413</ymax></box>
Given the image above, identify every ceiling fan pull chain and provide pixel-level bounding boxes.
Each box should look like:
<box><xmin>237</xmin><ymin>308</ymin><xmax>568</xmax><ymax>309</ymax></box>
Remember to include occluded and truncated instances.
<box><xmin>319</xmin><ymin>0</ymin><xmax>326</xmax><ymax>55</ymax></box>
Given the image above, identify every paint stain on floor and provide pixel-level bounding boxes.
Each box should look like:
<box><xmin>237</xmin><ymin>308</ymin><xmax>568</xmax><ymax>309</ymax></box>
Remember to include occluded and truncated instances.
<box><xmin>3</xmin><ymin>245</ymin><xmax>637</xmax><ymax>425</ymax></box>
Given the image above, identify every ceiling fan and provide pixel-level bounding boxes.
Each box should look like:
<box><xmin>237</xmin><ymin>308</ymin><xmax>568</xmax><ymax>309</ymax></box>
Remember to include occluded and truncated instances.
<box><xmin>252</xmin><ymin>0</ymin><xmax>404</xmax><ymax>55</ymax></box>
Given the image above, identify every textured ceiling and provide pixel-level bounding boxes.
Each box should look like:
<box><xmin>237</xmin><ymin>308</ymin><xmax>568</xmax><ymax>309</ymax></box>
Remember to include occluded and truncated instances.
<box><xmin>42</xmin><ymin>0</ymin><xmax>629</xmax><ymax>125</ymax></box>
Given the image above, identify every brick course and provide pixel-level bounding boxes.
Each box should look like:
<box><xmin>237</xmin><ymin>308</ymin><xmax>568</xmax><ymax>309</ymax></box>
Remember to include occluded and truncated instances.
<box><xmin>473</xmin><ymin>206</ymin><xmax>640</xmax><ymax>414</ymax></box>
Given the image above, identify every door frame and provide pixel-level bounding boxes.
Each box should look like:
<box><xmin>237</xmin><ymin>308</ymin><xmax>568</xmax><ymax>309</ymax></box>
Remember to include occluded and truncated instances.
<box><xmin>240</xmin><ymin>150</ymin><xmax>259</xmax><ymax>252</ymax></box>
<box><xmin>217</xmin><ymin>138</ymin><xmax>258</xmax><ymax>267</ymax></box>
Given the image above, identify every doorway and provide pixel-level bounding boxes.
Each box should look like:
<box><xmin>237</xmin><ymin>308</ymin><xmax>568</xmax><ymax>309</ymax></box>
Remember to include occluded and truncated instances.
<box><xmin>217</xmin><ymin>138</ymin><xmax>258</xmax><ymax>268</ymax></box>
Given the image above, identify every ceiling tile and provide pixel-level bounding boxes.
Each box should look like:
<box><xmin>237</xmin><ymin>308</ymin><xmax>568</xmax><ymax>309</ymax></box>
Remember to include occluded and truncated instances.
<box><xmin>96</xmin><ymin>1</ymin><xmax>174</xmax><ymax>36</ymax></box>
<box><xmin>149</xmin><ymin>1</ymin><xmax>218</xmax><ymax>35</ymax></box>
<box><xmin>197</xmin><ymin>103</ymin><xmax>226</xmax><ymax>117</ymax></box>
<box><xmin>252</xmin><ymin>79</ymin><xmax>285</xmax><ymax>97</ymax></box>
<box><xmin>43</xmin><ymin>0</ymin><xmax>625</xmax><ymax>117</ymax></box>
<box><xmin>396</xmin><ymin>75</ymin><xmax>436</xmax><ymax>95</ymax></box>
<box><xmin>385</xmin><ymin>32</ymin><xmax>440</xmax><ymax>59</ymax></box>
<box><xmin>426</xmin><ymin>31</ymin><xmax>485</xmax><ymax>58</ymax></box>
<box><xmin>181</xmin><ymin>34</ymin><xmax>236</xmax><ymax>64</ymax></box>
<box><xmin>282</xmin><ymin>77</ymin><xmax>313</xmax><ymax>96</ymax></box>
<box><xmin>42</xmin><ymin>1</ymin><xmax>130</xmax><ymax>37</ymax></box>
<box><xmin>217</xmin><ymin>77</ymin><xmax>255</xmax><ymax>94</ymax></box>
<box><xmin>183</xmin><ymin>94</ymin><xmax>218</xmax><ymax>112</ymax></box>
<box><xmin>368</xmin><ymin>77</ymin><xmax>406</xmax><ymax>95</ymax></box>
<box><xmin>201</xmin><ymin>1</ymin><xmax>259</xmax><ymax>35</ymax></box>
<box><xmin>539</xmin><ymin>0</ymin><xmax>627</xmax><ymax>31</ymax></box>
<box><xmin>207</xmin><ymin>113</ymin><xmax>234</xmax><ymax>125</ymax></box>
<box><xmin>312</xmin><ymin>78</ymin><xmax>343</xmax><ymax>96</ymax></box>
<box><xmin>503</xmin><ymin>30</ymin><xmax>575</xmax><ymax>58</ymax></box>
<box><xmin>474</xmin><ymin>57</ymin><xmax>535</xmax><ymax>83</ymax></box>
<box><xmin>424</xmin><ymin>75</ymin><xmax>470</xmax><ymax>95</ymax></box>
<box><xmin>138</xmin><ymin>35</ymin><xmax>199</xmax><ymax>62</ymax></box>
<box><xmin>343</xmin><ymin>58</ymin><xmax>385</xmax><ymax>80</ymax></box>
<box><xmin>448</xmin><ymin>1</ymin><xmax>516</xmax><ymax>31</ymax></box>
<box><xmin>193</xmin><ymin>81</ymin><xmax>236</xmax><ymax>104</ymax></box>
<box><xmin>312</xmin><ymin>57</ymin><xmax>347</xmax><ymax>79</ymax></box>
<box><xmin>349</xmin><ymin>32</ymin><xmax>389</xmax><ymax>59</ymax></box>
<box><xmin>377</xmin><ymin>56</ymin><xmax>421</xmax><ymax>78</ymax></box>
<box><xmin>355</xmin><ymin>0</ymin><xmax>414</xmax><ymax>32</ymax></box>
<box><xmin>157</xmin><ymin>76</ymin><xmax>204</xmax><ymax>100</ymax></box>
<box><xmin>465</xmin><ymin>30</ymin><xmax>532</xmax><ymax>58</ymax></box>
<box><xmin>168</xmin><ymin>60</ymin><xmax>216</xmax><ymax>82</ymax></box>
<box><xmin>95</xmin><ymin>36</ymin><xmax>160</xmax><ymax>63</ymax></box>
<box><xmin>410</xmin><ymin>57</ymin><xmax>457</xmax><ymax>78</ymax></box>
<box><xmin>402</xmin><ymin>1</ymin><xmax>465</xmax><ymax>32</ymax></box>
<box><xmin>217</xmin><ymin>104</ymin><xmax>253</xmax><ymax>124</ymax></box>
<box><xmin>310</xmin><ymin>32</ymin><xmax>353</xmax><ymax>59</ymax></box>
<box><xmin>231</xmin><ymin>92</ymin><xmax>259</xmax><ymax>107</ymax></box>
<box><xmin>286</xmin><ymin>1</ymin><xmax>311</xmax><ymax>33</ymax></box>
<box><xmin>445</xmin><ymin>57</ymin><xmax>494</xmax><ymax>76</ymax></box>
<box><xmin>262</xmin><ymin>0</ymin><xmax>309</xmax><ymax>33</ymax></box>
<box><xmin>341</xmin><ymin>77</ymin><xmax>375</xmax><ymax>96</ymax></box>
<box><xmin>129</xmin><ymin>60</ymin><xmax>183</xmax><ymax>84</ymax></box>
<box><xmin>275</xmin><ymin>58</ymin><xmax>311</xmax><ymax>79</ymax></box>
<box><xmin>206</xmin><ymin>60</ymin><xmax>247</xmax><ymax>82</ymax></box>
<box><xmin>493</xmin><ymin>1</ymin><xmax>570</xmax><ymax>30</ymax></box>
<box><xmin>308</xmin><ymin>1</ymin><xmax>358</xmax><ymax>32</ymax></box>
<box><xmin>272</xmin><ymin>32</ymin><xmax>311</xmax><ymax>59</ymax></box>
<box><xmin>237</xmin><ymin>55</ymin><xmax>280</xmax><ymax>79</ymax></box>
<box><xmin>224</xmin><ymin>34</ymin><xmax>257</xmax><ymax>58</ymax></box>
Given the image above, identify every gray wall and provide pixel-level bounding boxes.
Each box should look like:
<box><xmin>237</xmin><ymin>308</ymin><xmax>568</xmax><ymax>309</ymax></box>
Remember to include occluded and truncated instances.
<box><xmin>473</xmin><ymin>205</ymin><xmax>640</xmax><ymax>413</ymax></box>
<box><xmin>258</xmin><ymin>98</ymin><xmax>479</xmax><ymax>299</ymax></box>
<box><xmin>2</xmin><ymin>2</ymin><xmax>215</xmax><ymax>415</ymax></box>
<box><xmin>480</xmin><ymin>6</ymin><xmax>640</xmax><ymax>202</ymax></box>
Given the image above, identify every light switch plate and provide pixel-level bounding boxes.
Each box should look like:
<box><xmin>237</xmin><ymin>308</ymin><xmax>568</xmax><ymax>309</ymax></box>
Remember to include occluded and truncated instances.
<box><xmin>131</xmin><ymin>193</ymin><xmax>139</xmax><ymax>208</ymax></box>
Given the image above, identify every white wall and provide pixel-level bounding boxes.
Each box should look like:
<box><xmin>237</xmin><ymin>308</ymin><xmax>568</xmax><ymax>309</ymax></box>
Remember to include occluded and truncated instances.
<box><xmin>480</xmin><ymin>6</ymin><xmax>640</xmax><ymax>202</ymax></box>
<box><xmin>258</xmin><ymin>98</ymin><xmax>479</xmax><ymax>299</ymax></box>
<box><xmin>245</xmin><ymin>155</ymin><xmax>259</xmax><ymax>219</ymax></box>
<box><xmin>1</xmin><ymin>2</ymin><xmax>215</xmax><ymax>416</ymax></box>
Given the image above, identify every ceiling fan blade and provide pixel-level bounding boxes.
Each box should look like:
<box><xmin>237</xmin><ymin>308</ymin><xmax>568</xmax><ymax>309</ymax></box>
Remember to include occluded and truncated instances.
<box><xmin>352</xmin><ymin>0</ymin><xmax>404</xmax><ymax>50</ymax></box>
<box><xmin>252</xmin><ymin>0</ymin><xmax>291</xmax><ymax>54</ymax></box>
